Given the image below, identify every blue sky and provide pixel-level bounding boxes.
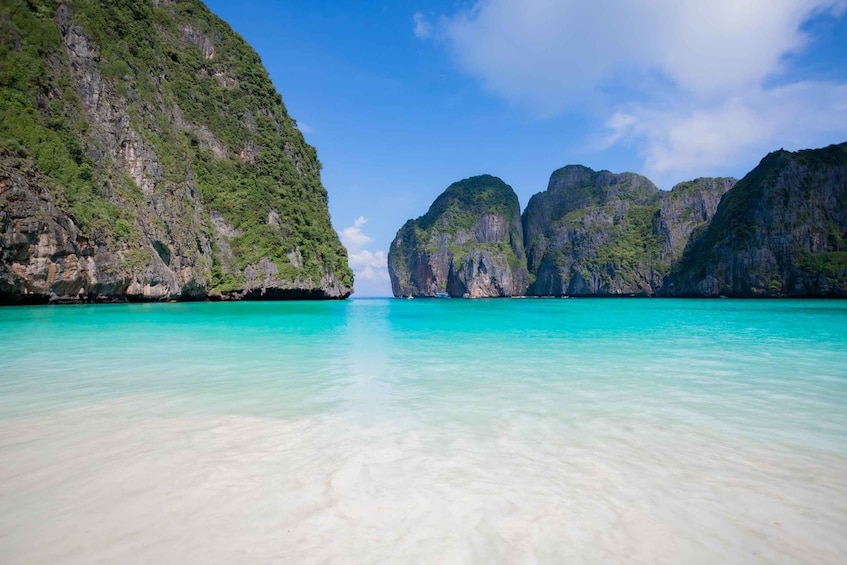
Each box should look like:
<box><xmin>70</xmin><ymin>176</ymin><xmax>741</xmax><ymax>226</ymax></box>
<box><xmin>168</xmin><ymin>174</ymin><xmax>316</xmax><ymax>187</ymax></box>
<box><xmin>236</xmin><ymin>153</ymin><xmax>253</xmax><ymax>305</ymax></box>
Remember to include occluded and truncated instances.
<box><xmin>204</xmin><ymin>0</ymin><xmax>847</xmax><ymax>296</ymax></box>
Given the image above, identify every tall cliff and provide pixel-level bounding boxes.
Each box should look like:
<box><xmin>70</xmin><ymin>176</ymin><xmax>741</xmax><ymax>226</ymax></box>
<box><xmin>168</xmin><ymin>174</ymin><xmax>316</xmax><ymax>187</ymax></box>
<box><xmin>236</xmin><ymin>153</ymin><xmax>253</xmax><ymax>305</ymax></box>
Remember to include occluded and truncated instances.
<box><xmin>664</xmin><ymin>143</ymin><xmax>847</xmax><ymax>297</ymax></box>
<box><xmin>0</xmin><ymin>0</ymin><xmax>352</xmax><ymax>304</ymax></box>
<box><xmin>522</xmin><ymin>166</ymin><xmax>734</xmax><ymax>295</ymax></box>
<box><xmin>388</xmin><ymin>175</ymin><xmax>529</xmax><ymax>298</ymax></box>
<box><xmin>386</xmin><ymin>144</ymin><xmax>846</xmax><ymax>299</ymax></box>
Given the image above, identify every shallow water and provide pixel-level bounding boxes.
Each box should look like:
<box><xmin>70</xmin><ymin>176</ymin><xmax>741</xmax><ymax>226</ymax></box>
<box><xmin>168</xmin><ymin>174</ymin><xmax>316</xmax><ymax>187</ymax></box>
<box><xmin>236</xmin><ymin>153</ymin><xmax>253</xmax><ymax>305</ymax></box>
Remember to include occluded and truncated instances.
<box><xmin>1</xmin><ymin>299</ymin><xmax>846</xmax><ymax>563</ymax></box>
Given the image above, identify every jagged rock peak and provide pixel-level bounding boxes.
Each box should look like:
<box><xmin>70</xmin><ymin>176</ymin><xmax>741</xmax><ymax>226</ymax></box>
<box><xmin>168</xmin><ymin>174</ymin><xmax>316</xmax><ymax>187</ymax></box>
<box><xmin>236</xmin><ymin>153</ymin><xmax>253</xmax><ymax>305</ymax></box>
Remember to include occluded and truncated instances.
<box><xmin>523</xmin><ymin>165</ymin><xmax>733</xmax><ymax>296</ymax></box>
<box><xmin>546</xmin><ymin>165</ymin><xmax>659</xmax><ymax>205</ymax></box>
<box><xmin>388</xmin><ymin>175</ymin><xmax>529</xmax><ymax>298</ymax></box>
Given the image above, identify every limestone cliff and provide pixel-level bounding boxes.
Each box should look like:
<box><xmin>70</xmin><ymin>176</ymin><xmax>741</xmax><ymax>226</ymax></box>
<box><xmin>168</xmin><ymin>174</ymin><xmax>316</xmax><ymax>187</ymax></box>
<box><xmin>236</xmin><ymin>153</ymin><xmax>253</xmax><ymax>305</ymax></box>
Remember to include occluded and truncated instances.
<box><xmin>664</xmin><ymin>143</ymin><xmax>847</xmax><ymax>297</ymax></box>
<box><xmin>0</xmin><ymin>0</ymin><xmax>352</xmax><ymax>304</ymax></box>
<box><xmin>388</xmin><ymin>175</ymin><xmax>529</xmax><ymax>297</ymax></box>
<box><xmin>522</xmin><ymin>166</ymin><xmax>734</xmax><ymax>296</ymax></box>
<box><xmin>386</xmin><ymin>144</ymin><xmax>847</xmax><ymax>299</ymax></box>
<box><xmin>656</xmin><ymin>178</ymin><xmax>737</xmax><ymax>262</ymax></box>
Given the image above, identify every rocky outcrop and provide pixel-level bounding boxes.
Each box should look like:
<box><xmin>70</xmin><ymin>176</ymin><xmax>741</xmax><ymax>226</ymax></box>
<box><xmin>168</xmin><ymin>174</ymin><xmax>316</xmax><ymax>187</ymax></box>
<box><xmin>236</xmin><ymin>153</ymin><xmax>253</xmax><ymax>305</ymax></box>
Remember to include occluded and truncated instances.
<box><xmin>664</xmin><ymin>143</ymin><xmax>847</xmax><ymax>297</ymax></box>
<box><xmin>386</xmin><ymin>144</ymin><xmax>846</xmax><ymax>299</ymax></box>
<box><xmin>388</xmin><ymin>175</ymin><xmax>529</xmax><ymax>297</ymax></box>
<box><xmin>522</xmin><ymin>166</ymin><xmax>733</xmax><ymax>296</ymax></box>
<box><xmin>656</xmin><ymin>178</ymin><xmax>737</xmax><ymax>262</ymax></box>
<box><xmin>523</xmin><ymin>166</ymin><xmax>660</xmax><ymax>295</ymax></box>
<box><xmin>0</xmin><ymin>0</ymin><xmax>351</xmax><ymax>304</ymax></box>
<box><xmin>388</xmin><ymin>168</ymin><xmax>734</xmax><ymax>299</ymax></box>
<box><xmin>1</xmin><ymin>159</ymin><xmax>109</xmax><ymax>304</ymax></box>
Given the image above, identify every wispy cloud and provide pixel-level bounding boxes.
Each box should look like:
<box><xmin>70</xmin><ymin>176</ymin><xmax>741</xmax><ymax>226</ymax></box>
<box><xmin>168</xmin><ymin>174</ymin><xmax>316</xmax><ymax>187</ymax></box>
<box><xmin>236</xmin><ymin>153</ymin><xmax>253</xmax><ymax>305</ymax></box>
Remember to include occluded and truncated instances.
<box><xmin>440</xmin><ymin>0</ymin><xmax>846</xmax><ymax>110</ymax></box>
<box><xmin>338</xmin><ymin>217</ymin><xmax>390</xmax><ymax>294</ymax></box>
<box><xmin>339</xmin><ymin>216</ymin><xmax>374</xmax><ymax>250</ymax></box>
<box><xmin>347</xmin><ymin>249</ymin><xmax>390</xmax><ymax>283</ymax></box>
<box><xmin>413</xmin><ymin>12</ymin><xmax>432</xmax><ymax>39</ymax></box>
<box><xmin>428</xmin><ymin>0</ymin><xmax>847</xmax><ymax>180</ymax></box>
<box><xmin>605</xmin><ymin>82</ymin><xmax>847</xmax><ymax>186</ymax></box>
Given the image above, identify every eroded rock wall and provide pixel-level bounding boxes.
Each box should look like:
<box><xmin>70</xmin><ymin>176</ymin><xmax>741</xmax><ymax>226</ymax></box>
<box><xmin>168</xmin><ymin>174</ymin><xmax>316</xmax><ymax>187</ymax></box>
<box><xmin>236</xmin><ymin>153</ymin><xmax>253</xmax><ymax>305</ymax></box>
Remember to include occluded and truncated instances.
<box><xmin>388</xmin><ymin>175</ymin><xmax>529</xmax><ymax>298</ymax></box>
<box><xmin>0</xmin><ymin>0</ymin><xmax>351</xmax><ymax>304</ymax></box>
<box><xmin>664</xmin><ymin>144</ymin><xmax>847</xmax><ymax>297</ymax></box>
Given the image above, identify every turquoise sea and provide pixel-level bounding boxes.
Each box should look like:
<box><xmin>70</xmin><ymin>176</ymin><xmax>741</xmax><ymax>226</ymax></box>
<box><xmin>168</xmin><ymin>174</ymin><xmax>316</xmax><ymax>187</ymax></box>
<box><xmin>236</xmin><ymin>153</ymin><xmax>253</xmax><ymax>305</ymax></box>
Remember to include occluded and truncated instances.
<box><xmin>1</xmin><ymin>298</ymin><xmax>846</xmax><ymax>563</ymax></box>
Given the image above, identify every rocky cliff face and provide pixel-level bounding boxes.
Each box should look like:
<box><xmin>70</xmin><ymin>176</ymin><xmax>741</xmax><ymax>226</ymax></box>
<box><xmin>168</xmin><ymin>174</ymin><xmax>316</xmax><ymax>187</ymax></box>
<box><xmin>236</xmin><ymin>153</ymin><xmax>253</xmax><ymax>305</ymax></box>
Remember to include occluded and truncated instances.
<box><xmin>0</xmin><ymin>0</ymin><xmax>352</xmax><ymax>304</ymax></box>
<box><xmin>388</xmin><ymin>175</ymin><xmax>529</xmax><ymax>297</ymax></box>
<box><xmin>664</xmin><ymin>143</ymin><xmax>847</xmax><ymax>297</ymax></box>
<box><xmin>387</xmin><ymin>144</ymin><xmax>845</xmax><ymax>299</ymax></box>
<box><xmin>522</xmin><ymin>166</ymin><xmax>735</xmax><ymax>296</ymax></box>
<box><xmin>656</xmin><ymin>178</ymin><xmax>737</xmax><ymax>261</ymax></box>
<box><xmin>523</xmin><ymin>166</ymin><xmax>660</xmax><ymax>295</ymax></box>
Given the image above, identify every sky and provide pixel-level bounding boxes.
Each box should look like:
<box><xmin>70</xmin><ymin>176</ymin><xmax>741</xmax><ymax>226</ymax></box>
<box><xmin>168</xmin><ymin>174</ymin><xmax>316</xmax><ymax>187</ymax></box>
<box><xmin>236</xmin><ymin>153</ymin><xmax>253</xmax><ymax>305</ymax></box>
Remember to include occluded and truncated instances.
<box><xmin>203</xmin><ymin>0</ymin><xmax>847</xmax><ymax>296</ymax></box>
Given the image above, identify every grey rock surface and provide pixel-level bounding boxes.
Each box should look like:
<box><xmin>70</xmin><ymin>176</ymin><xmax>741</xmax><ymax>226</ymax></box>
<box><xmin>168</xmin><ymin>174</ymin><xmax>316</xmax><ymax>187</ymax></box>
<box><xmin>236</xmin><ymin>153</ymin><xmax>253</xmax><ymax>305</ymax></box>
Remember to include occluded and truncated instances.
<box><xmin>388</xmin><ymin>175</ymin><xmax>529</xmax><ymax>298</ymax></box>
<box><xmin>664</xmin><ymin>144</ymin><xmax>847</xmax><ymax>297</ymax></box>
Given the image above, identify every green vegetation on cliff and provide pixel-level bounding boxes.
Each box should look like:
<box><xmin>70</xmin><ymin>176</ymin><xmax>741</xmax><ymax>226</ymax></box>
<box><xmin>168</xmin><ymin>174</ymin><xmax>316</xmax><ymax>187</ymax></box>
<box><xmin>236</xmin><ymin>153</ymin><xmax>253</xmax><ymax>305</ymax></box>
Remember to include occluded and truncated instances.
<box><xmin>389</xmin><ymin>147</ymin><xmax>842</xmax><ymax>299</ymax></box>
<box><xmin>390</xmin><ymin>168</ymin><xmax>738</xmax><ymax>298</ymax></box>
<box><xmin>667</xmin><ymin>143</ymin><xmax>847</xmax><ymax>296</ymax></box>
<box><xmin>1</xmin><ymin>0</ymin><xmax>352</xmax><ymax>301</ymax></box>
<box><xmin>593</xmin><ymin>203</ymin><xmax>666</xmax><ymax>281</ymax></box>
<box><xmin>522</xmin><ymin>167</ymin><xmax>670</xmax><ymax>295</ymax></box>
<box><xmin>0</xmin><ymin>0</ymin><xmax>124</xmax><ymax>234</ymax></box>
<box><xmin>418</xmin><ymin>174</ymin><xmax>519</xmax><ymax>232</ymax></box>
<box><xmin>388</xmin><ymin>175</ymin><xmax>529</xmax><ymax>297</ymax></box>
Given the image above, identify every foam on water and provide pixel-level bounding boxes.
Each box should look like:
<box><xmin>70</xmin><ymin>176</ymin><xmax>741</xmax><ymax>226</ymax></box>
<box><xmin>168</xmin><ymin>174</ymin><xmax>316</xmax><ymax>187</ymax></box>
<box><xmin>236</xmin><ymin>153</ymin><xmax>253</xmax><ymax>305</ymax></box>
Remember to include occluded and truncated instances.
<box><xmin>1</xmin><ymin>299</ymin><xmax>846</xmax><ymax>563</ymax></box>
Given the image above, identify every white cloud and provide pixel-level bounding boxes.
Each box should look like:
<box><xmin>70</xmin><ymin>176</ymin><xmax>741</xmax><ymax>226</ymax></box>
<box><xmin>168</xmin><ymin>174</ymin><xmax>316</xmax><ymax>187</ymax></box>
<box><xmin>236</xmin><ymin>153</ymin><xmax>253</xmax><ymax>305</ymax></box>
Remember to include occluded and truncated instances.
<box><xmin>413</xmin><ymin>12</ymin><xmax>432</xmax><ymax>39</ymax></box>
<box><xmin>433</xmin><ymin>0</ymin><xmax>847</xmax><ymax>178</ymax></box>
<box><xmin>348</xmin><ymin>249</ymin><xmax>390</xmax><ymax>283</ymax></box>
<box><xmin>339</xmin><ymin>216</ymin><xmax>374</xmax><ymax>250</ymax></box>
<box><xmin>606</xmin><ymin>82</ymin><xmax>847</xmax><ymax>186</ymax></box>
<box><xmin>442</xmin><ymin>0</ymin><xmax>844</xmax><ymax>110</ymax></box>
<box><xmin>338</xmin><ymin>217</ymin><xmax>390</xmax><ymax>295</ymax></box>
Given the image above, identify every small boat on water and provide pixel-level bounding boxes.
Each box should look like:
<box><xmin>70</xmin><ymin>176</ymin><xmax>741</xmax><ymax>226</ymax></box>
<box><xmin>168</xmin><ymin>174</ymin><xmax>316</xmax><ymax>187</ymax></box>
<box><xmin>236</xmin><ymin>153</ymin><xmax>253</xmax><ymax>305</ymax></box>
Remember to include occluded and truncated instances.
<box><xmin>433</xmin><ymin>292</ymin><xmax>450</xmax><ymax>298</ymax></box>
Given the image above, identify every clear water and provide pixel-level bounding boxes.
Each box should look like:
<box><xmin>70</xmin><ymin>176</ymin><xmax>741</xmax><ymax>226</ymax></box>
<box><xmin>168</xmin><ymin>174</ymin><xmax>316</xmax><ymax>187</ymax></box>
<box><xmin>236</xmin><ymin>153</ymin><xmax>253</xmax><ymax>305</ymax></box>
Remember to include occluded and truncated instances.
<box><xmin>1</xmin><ymin>299</ymin><xmax>845</xmax><ymax>563</ymax></box>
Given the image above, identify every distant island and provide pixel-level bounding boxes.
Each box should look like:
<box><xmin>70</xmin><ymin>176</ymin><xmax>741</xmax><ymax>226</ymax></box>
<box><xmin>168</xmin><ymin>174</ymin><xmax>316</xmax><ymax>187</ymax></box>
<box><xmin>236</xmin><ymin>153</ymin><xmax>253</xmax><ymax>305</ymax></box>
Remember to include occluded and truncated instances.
<box><xmin>389</xmin><ymin>143</ymin><xmax>847</xmax><ymax>298</ymax></box>
<box><xmin>0</xmin><ymin>0</ymin><xmax>352</xmax><ymax>305</ymax></box>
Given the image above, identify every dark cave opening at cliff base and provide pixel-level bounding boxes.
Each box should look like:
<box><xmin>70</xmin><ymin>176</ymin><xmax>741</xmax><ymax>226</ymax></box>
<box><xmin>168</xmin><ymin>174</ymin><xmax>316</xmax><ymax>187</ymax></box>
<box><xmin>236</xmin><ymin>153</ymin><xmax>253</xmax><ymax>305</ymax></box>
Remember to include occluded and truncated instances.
<box><xmin>236</xmin><ymin>288</ymin><xmax>343</xmax><ymax>301</ymax></box>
